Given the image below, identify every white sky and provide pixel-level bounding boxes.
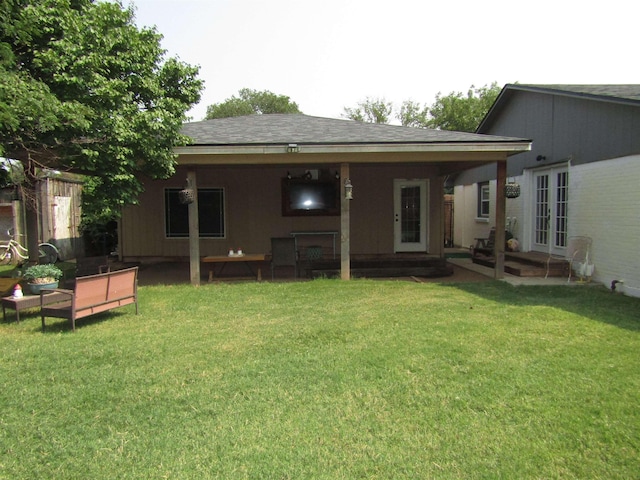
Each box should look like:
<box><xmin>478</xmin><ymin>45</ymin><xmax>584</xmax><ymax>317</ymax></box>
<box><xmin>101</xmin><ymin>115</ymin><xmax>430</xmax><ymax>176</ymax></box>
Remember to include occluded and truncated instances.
<box><xmin>131</xmin><ymin>0</ymin><xmax>639</xmax><ymax>122</ymax></box>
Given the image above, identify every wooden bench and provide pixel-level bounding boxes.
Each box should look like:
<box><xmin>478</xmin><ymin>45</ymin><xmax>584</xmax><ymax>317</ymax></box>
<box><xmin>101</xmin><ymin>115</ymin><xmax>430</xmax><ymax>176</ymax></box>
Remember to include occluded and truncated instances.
<box><xmin>40</xmin><ymin>267</ymin><xmax>138</xmax><ymax>332</ymax></box>
<box><xmin>472</xmin><ymin>228</ymin><xmax>497</xmax><ymax>257</ymax></box>
<box><xmin>472</xmin><ymin>228</ymin><xmax>514</xmax><ymax>258</ymax></box>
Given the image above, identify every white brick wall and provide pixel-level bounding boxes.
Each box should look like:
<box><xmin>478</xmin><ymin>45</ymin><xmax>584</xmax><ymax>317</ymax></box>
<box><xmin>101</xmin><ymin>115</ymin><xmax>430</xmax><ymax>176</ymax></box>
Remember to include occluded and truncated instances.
<box><xmin>453</xmin><ymin>154</ymin><xmax>640</xmax><ymax>297</ymax></box>
<box><xmin>570</xmin><ymin>155</ymin><xmax>640</xmax><ymax>297</ymax></box>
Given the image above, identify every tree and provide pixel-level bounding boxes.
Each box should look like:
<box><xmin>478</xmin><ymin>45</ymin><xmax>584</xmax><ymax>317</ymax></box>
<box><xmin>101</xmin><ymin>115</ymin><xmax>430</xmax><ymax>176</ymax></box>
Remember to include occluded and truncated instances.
<box><xmin>342</xmin><ymin>97</ymin><xmax>393</xmax><ymax>124</ymax></box>
<box><xmin>205</xmin><ymin>88</ymin><xmax>301</xmax><ymax>119</ymax></box>
<box><xmin>397</xmin><ymin>100</ymin><xmax>429</xmax><ymax>128</ymax></box>
<box><xmin>424</xmin><ymin>83</ymin><xmax>501</xmax><ymax>132</ymax></box>
<box><xmin>0</xmin><ymin>0</ymin><xmax>202</xmax><ymax>259</ymax></box>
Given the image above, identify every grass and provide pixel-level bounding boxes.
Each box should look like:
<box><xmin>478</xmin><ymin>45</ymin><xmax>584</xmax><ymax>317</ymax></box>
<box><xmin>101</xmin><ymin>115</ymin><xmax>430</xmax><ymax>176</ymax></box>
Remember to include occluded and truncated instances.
<box><xmin>0</xmin><ymin>279</ymin><xmax>638</xmax><ymax>479</ymax></box>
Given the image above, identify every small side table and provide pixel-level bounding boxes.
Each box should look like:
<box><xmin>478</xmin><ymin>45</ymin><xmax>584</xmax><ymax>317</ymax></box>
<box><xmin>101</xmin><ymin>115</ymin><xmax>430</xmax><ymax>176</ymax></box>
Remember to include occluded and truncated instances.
<box><xmin>2</xmin><ymin>292</ymin><xmax>67</xmax><ymax>323</ymax></box>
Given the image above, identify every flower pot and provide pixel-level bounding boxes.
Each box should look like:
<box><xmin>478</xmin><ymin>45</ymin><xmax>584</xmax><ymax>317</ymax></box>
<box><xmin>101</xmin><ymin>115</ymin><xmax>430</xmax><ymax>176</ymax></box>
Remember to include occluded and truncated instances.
<box><xmin>28</xmin><ymin>281</ymin><xmax>59</xmax><ymax>295</ymax></box>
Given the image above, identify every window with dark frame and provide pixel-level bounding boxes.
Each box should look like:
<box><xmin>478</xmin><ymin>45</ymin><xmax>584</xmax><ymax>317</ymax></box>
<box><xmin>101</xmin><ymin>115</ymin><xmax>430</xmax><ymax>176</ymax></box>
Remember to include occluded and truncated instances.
<box><xmin>165</xmin><ymin>188</ymin><xmax>225</xmax><ymax>238</ymax></box>
<box><xmin>478</xmin><ymin>182</ymin><xmax>490</xmax><ymax>218</ymax></box>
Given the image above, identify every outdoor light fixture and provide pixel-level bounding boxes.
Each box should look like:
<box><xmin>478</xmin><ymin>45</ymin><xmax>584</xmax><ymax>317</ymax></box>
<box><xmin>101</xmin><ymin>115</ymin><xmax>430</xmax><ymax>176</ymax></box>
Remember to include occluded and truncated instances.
<box><xmin>536</xmin><ymin>155</ymin><xmax>546</xmax><ymax>162</ymax></box>
<box><xmin>287</xmin><ymin>143</ymin><xmax>299</xmax><ymax>153</ymax></box>
<box><xmin>344</xmin><ymin>178</ymin><xmax>353</xmax><ymax>200</ymax></box>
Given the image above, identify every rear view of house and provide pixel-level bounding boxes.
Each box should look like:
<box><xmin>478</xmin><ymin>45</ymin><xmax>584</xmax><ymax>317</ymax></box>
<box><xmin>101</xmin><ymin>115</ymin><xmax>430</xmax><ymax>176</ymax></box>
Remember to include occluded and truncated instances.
<box><xmin>119</xmin><ymin>114</ymin><xmax>530</xmax><ymax>282</ymax></box>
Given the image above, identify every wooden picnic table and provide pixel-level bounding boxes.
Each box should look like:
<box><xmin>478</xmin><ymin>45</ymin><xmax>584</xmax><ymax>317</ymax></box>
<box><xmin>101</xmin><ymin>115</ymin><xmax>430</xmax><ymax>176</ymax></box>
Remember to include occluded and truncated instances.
<box><xmin>202</xmin><ymin>254</ymin><xmax>267</xmax><ymax>282</ymax></box>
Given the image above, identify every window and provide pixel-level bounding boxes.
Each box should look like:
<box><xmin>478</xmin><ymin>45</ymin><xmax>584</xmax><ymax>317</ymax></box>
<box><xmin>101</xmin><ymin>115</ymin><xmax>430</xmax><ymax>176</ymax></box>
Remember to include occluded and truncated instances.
<box><xmin>478</xmin><ymin>182</ymin><xmax>490</xmax><ymax>218</ymax></box>
<box><xmin>165</xmin><ymin>188</ymin><xmax>225</xmax><ymax>238</ymax></box>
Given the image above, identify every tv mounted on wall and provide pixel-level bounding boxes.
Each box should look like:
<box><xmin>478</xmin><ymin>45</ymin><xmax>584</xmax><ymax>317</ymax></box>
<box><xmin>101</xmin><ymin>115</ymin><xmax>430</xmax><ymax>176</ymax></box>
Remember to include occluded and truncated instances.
<box><xmin>281</xmin><ymin>177</ymin><xmax>340</xmax><ymax>216</ymax></box>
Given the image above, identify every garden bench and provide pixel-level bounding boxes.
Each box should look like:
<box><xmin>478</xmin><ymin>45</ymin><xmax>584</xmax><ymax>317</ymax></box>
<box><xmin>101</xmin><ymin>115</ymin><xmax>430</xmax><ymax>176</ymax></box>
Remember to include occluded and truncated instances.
<box><xmin>41</xmin><ymin>267</ymin><xmax>138</xmax><ymax>332</ymax></box>
<box><xmin>471</xmin><ymin>228</ymin><xmax>514</xmax><ymax>257</ymax></box>
<box><xmin>472</xmin><ymin>228</ymin><xmax>497</xmax><ymax>257</ymax></box>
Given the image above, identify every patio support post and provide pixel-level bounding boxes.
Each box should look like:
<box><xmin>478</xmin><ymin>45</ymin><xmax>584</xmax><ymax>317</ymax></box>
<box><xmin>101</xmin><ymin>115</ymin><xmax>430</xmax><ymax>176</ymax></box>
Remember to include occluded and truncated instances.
<box><xmin>494</xmin><ymin>159</ymin><xmax>507</xmax><ymax>279</ymax></box>
<box><xmin>187</xmin><ymin>169</ymin><xmax>201</xmax><ymax>286</ymax></box>
<box><xmin>340</xmin><ymin>163</ymin><xmax>351</xmax><ymax>280</ymax></box>
<box><xmin>435</xmin><ymin>175</ymin><xmax>446</xmax><ymax>258</ymax></box>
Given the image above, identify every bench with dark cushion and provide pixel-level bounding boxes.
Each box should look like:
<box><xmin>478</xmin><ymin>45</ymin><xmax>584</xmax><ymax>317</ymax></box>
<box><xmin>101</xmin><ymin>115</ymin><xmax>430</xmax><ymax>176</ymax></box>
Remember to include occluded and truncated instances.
<box><xmin>472</xmin><ymin>228</ymin><xmax>514</xmax><ymax>257</ymax></box>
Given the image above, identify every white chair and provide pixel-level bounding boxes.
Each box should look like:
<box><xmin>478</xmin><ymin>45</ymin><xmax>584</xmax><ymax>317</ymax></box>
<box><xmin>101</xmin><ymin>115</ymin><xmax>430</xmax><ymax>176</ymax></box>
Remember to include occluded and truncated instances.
<box><xmin>546</xmin><ymin>236</ymin><xmax>593</xmax><ymax>282</ymax></box>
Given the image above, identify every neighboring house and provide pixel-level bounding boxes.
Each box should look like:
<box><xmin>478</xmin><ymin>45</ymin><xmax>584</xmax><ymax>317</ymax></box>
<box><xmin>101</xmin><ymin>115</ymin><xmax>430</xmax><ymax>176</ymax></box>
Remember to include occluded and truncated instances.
<box><xmin>119</xmin><ymin>114</ymin><xmax>530</xmax><ymax>283</ymax></box>
<box><xmin>453</xmin><ymin>84</ymin><xmax>640</xmax><ymax>297</ymax></box>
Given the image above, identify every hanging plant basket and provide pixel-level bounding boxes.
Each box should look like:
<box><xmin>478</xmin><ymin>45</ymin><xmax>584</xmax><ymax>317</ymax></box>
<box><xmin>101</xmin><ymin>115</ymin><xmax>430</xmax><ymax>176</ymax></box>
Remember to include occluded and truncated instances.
<box><xmin>505</xmin><ymin>182</ymin><xmax>521</xmax><ymax>199</ymax></box>
<box><xmin>178</xmin><ymin>188</ymin><xmax>195</xmax><ymax>205</ymax></box>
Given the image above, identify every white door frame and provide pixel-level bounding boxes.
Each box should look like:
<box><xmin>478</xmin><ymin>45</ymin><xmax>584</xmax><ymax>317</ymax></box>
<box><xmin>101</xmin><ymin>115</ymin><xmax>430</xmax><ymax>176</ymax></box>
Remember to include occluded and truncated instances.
<box><xmin>528</xmin><ymin>164</ymin><xmax>569</xmax><ymax>256</ymax></box>
<box><xmin>393</xmin><ymin>179</ymin><xmax>428</xmax><ymax>252</ymax></box>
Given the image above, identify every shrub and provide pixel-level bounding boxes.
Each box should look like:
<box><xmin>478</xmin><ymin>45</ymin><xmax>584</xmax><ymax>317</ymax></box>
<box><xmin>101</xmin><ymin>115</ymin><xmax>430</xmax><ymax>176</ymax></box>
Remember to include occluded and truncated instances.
<box><xmin>23</xmin><ymin>264</ymin><xmax>63</xmax><ymax>284</ymax></box>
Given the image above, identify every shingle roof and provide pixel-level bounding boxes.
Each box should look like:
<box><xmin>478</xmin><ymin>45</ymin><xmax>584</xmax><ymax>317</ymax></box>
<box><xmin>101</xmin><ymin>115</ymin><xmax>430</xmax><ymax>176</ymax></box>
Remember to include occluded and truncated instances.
<box><xmin>515</xmin><ymin>84</ymin><xmax>640</xmax><ymax>103</ymax></box>
<box><xmin>181</xmin><ymin>114</ymin><xmax>526</xmax><ymax>146</ymax></box>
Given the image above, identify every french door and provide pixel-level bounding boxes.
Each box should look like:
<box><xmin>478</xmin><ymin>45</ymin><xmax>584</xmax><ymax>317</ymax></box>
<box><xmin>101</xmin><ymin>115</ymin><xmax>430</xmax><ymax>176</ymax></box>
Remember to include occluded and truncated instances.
<box><xmin>393</xmin><ymin>179</ymin><xmax>428</xmax><ymax>252</ymax></box>
<box><xmin>532</xmin><ymin>166</ymin><xmax>568</xmax><ymax>255</ymax></box>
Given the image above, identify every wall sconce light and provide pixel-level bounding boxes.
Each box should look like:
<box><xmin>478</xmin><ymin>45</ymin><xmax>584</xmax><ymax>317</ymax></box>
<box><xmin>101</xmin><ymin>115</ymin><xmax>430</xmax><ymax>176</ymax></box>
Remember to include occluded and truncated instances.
<box><xmin>536</xmin><ymin>155</ymin><xmax>546</xmax><ymax>162</ymax></box>
<box><xmin>344</xmin><ymin>178</ymin><xmax>353</xmax><ymax>200</ymax></box>
<box><xmin>287</xmin><ymin>143</ymin><xmax>299</xmax><ymax>153</ymax></box>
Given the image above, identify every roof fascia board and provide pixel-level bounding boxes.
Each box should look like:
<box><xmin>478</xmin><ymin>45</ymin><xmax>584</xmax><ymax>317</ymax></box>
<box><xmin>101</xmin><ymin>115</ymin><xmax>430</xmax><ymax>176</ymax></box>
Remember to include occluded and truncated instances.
<box><xmin>476</xmin><ymin>84</ymin><xmax>513</xmax><ymax>133</ymax></box>
<box><xmin>175</xmin><ymin>150</ymin><xmax>522</xmax><ymax>166</ymax></box>
<box><xmin>174</xmin><ymin>142</ymin><xmax>531</xmax><ymax>156</ymax></box>
<box><xmin>506</xmin><ymin>84</ymin><xmax>640</xmax><ymax>107</ymax></box>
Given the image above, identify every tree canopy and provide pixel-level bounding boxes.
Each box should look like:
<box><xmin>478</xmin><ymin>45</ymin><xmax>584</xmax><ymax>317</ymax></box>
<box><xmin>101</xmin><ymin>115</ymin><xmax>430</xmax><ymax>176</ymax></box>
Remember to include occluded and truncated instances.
<box><xmin>0</xmin><ymin>0</ymin><xmax>203</xmax><ymax>219</ymax></box>
<box><xmin>205</xmin><ymin>88</ymin><xmax>301</xmax><ymax>119</ymax></box>
<box><xmin>342</xmin><ymin>97</ymin><xmax>394</xmax><ymax>124</ymax></box>
<box><xmin>343</xmin><ymin>83</ymin><xmax>502</xmax><ymax>133</ymax></box>
<box><xmin>423</xmin><ymin>83</ymin><xmax>501</xmax><ymax>132</ymax></box>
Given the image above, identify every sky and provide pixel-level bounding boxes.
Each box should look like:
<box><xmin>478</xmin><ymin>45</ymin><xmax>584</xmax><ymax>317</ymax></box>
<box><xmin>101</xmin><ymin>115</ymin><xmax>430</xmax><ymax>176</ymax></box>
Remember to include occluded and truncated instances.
<box><xmin>131</xmin><ymin>0</ymin><xmax>639</xmax><ymax>123</ymax></box>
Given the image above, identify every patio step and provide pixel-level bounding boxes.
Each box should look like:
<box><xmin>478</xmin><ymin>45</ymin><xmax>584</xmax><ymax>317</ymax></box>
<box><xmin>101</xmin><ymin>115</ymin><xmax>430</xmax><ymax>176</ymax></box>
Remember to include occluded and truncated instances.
<box><xmin>306</xmin><ymin>256</ymin><xmax>453</xmax><ymax>279</ymax></box>
<box><xmin>472</xmin><ymin>251</ymin><xmax>569</xmax><ymax>277</ymax></box>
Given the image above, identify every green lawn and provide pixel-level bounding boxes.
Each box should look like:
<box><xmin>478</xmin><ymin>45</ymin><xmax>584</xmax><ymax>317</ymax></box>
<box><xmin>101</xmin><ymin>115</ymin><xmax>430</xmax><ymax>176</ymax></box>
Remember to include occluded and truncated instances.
<box><xmin>0</xmin><ymin>279</ymin><xmax>638</xmax><ymax>479</ymax></box>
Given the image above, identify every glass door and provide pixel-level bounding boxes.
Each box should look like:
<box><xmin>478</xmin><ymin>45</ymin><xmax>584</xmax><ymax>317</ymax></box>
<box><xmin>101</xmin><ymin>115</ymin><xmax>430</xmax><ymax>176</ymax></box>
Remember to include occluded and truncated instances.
<box><xmin>532</xmin><ymin>166</ymin><xmax>568</xmax><ymax>255</ymax></box>
<box><xmin>393</xmin><ymin>179</ymin><xmax>428</xmax><ymax>252</ymax></box>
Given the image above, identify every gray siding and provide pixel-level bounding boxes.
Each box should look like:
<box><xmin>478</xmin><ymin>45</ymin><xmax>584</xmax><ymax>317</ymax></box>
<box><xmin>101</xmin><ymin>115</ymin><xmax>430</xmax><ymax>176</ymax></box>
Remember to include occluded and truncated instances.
<box><xmin>456</xmin><ymin>90</ymin><xmax>640</xmax><ymax>185</ymax></box>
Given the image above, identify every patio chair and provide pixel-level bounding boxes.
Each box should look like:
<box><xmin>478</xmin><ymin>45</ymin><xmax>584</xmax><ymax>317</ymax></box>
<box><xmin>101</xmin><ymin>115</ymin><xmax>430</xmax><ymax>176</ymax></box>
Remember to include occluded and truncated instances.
<box><xmin>471</xmin><ymin>228</ymin><xmax>514</xmax><ymax>257</ymax></box>
<box><xmin>546</xmin><ymin>236</ymin><xmax>593</xmax><ymax>282</ymax></box>
<box><xmin>270</xmin><ymin>237</ymin><xmax>298</xmax><ymax>279</ymax></box>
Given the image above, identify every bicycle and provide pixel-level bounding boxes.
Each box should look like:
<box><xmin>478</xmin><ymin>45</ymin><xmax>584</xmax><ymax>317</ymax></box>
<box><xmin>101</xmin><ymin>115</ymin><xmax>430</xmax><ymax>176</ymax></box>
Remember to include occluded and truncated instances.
<box><xmin>0</xmin><ymin>231</ymin><xmax>60</xmax><ymax>265</ymax></box>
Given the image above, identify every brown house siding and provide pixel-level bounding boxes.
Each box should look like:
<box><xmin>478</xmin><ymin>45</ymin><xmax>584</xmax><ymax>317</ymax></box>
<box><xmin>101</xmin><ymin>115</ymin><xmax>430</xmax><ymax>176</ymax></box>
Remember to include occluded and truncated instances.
<box><xmin>120</xmin><ymin>163</ymin><xmax>443</xmax><ymax>261</ymax></box>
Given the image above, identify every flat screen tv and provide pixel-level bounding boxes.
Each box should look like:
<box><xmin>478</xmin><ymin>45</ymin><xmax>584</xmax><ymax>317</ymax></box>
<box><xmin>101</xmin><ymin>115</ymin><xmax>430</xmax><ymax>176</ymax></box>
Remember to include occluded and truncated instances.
<box><xmin>281</xmin><ymin>178</ymin><xmax>340</xmax><ymax>216</ymax></box>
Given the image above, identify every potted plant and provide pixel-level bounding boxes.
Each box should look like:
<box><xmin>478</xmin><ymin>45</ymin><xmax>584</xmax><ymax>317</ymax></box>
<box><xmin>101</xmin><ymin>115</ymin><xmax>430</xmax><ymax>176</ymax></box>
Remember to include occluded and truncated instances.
<box><xmin>23</xmin><ymin>264</ymin><xmax>63</xmax><ymax>294</ymax></box>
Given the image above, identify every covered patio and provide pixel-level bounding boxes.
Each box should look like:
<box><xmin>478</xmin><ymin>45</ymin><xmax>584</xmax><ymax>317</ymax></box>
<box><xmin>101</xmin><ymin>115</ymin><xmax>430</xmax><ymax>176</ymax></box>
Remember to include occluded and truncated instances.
<box><xmin>119</xmin><ymin>114</ymin><xmax>531</xmax><ymax>284</ymax></box>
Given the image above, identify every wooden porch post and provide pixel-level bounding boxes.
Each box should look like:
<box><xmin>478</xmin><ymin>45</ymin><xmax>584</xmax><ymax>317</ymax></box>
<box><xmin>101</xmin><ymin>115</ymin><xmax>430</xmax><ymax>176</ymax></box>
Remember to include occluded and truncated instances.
<box><xmin>494</xmin><ymin>160</ymin><xmax>507</xmax><ymax>279</ymax></box>
<box><xmin>340</xmin><ymin>163</ymin><xmax>350</xmax><ymax>280</ymax></box>
<box><xmin>435</xmin><ymin>176</ymin><xmax>446</xmax><ymax>258</ymax></box>
<box><xmin>187</xmin><ymin>170</ymin><xmax>201</xmax><ymax>286</ymax></box>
